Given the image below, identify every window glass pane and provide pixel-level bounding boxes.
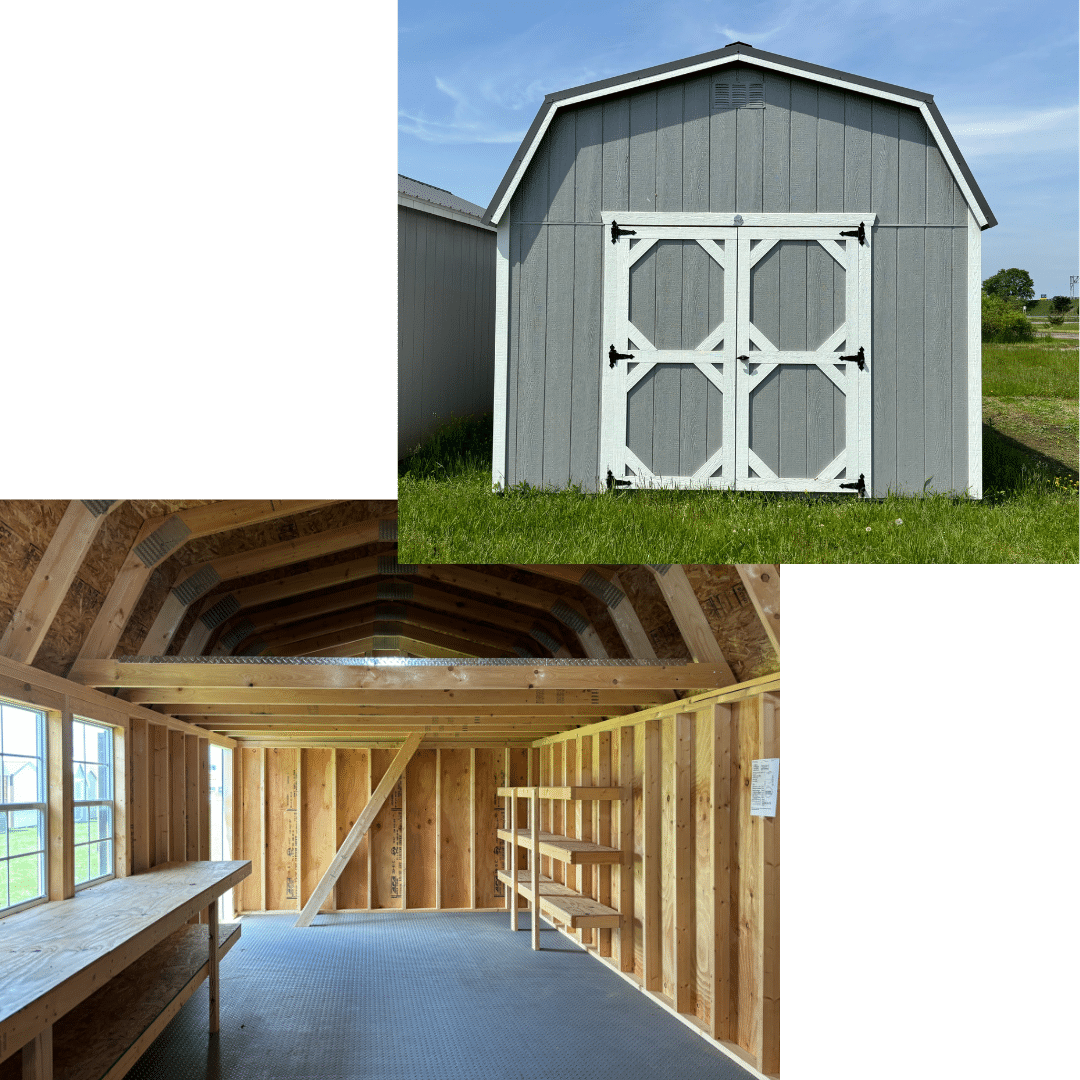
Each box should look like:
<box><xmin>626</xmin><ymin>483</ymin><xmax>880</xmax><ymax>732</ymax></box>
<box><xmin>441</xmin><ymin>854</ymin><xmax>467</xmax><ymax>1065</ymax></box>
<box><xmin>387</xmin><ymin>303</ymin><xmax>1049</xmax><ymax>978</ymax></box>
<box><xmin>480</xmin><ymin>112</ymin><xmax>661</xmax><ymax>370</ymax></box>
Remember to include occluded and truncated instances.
<box><xmin>4</xmin><ymin>755</ymin><xmax>42</xmax><ymax>805</ymax></box>
<box><xmin>1</xmin><ymin>860</ymin><xmax>7</xmax><ymax>909</ymax></box>
<box><xmin>73</xmin><ymin>763</ymin><xmax>86</xmax><ymax>802</ymax></box>
<box><xmin>9</xmin><ymin>809</ymin><xmax>42</xmax><ymax>854</ymax></box>
<box><xmin>72</xmin><ymin>720</ymin><xmax>86</xmax><ymax>763</ymax></box>
<box><xmin>74</xmin><ymin>843</ymin><xmax>89</xmax><ymax>885</ymax></box>
<box><xmin>1</xmin><ymin>705</ymin><xmax>39</xmax><ymax>757</ymax></box>
<box><xmin>9</xmin><ymin>852</ymin><xmax>43</xmax><ymax>906</ymax></box>
<box><xmin>0</xmin><ymin>811</ymin><xmax>8</xmax><ymax>859</ymax></box>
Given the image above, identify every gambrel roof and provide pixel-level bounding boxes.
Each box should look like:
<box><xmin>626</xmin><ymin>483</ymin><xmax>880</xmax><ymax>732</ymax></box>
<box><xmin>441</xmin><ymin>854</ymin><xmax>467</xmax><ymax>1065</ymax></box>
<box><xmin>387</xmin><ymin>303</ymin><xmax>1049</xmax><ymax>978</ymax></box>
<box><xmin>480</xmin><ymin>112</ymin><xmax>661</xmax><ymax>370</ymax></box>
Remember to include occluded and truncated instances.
<box><xmin>483</xmin><ymin>42</ymin><xmax>996</xmax><ymax>229</ymax></box>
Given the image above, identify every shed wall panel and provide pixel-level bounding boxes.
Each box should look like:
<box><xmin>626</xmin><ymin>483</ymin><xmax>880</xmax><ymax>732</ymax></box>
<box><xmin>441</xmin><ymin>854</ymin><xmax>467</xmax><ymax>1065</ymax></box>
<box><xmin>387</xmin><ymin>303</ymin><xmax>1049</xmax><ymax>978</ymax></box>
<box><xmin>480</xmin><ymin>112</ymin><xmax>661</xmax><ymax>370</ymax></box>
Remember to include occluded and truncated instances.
<box><xmin>501</xmin><ymin>63</ymin><xmax>974</xmax><ymax>494</ymax></box>
<box><xmin>398</xmin><ymin>206</ymin><xmax>496</xmax><ymax>458</ymax></box>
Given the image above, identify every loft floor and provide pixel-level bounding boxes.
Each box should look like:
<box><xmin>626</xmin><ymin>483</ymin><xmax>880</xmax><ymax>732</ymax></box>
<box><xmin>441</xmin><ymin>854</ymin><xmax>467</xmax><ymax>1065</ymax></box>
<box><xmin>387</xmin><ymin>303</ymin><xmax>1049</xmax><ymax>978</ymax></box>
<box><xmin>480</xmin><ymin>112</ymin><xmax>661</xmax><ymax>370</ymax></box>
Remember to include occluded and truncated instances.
<box><xmin>125</xmin><ymin>910</ymin><xmax>755</xmax><ymax>1080</ymax></box>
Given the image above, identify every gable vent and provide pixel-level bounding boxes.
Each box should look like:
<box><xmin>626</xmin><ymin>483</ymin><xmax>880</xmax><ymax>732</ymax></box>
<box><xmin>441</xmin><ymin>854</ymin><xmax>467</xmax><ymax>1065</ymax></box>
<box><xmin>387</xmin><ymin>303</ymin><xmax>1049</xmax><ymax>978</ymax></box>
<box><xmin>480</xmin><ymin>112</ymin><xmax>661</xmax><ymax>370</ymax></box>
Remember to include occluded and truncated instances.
<box><xmin>379</xmin><ymin>556</ymin><xmax>417</xmax><ymax>574</ymax></box>
<box><xmin>374</xmin><ymin>635</ymin><xmax>401</xmax><ymax>651</ymax></box>
<box><xmin>713</xmin><ymin>80</ymin><xmax>765</xmax><ymax>110</ymax></box>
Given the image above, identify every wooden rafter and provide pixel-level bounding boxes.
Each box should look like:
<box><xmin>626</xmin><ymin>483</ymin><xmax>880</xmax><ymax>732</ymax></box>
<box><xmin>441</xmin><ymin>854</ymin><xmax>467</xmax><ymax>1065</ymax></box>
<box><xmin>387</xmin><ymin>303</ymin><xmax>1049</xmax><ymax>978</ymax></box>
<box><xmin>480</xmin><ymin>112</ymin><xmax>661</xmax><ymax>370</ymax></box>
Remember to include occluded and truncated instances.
<box><xmin>141</xmin><ymin>514</ymin><xmax>395</xmax><ymax>656</ymax></box>
<box><xmin>295</xmin><ymin>731</ymin><xmax>422</xmax><ymax>926</ymax></box>
<box><xmin>736</xmin><ymin>565</ymin><xmax>780</xmax><ymax>656</ymax></box>
<box><xmin>0</xmin><ymin>500</ymin><xmax>119</xmax><ymax>664</ymax></box>
<box><xmin>647</xmin><ymin>565</ymin><xmax>737</xmax><ymax>681</ymax></box>
<box><xmin>77</xmin><ymin>501</ymin><xmax>339</xmax><ymax>662</ymax></box>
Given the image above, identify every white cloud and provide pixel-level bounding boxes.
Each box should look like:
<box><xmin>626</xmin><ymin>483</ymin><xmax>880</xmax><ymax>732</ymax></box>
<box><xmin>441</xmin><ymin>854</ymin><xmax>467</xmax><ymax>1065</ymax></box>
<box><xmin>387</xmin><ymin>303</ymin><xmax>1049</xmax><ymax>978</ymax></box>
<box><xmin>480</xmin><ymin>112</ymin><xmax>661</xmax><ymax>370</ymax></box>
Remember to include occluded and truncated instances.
<box><xmin>949</xmin><ymin>105</ymin><xmax>1078</xmax><ymax>156</ymax></box>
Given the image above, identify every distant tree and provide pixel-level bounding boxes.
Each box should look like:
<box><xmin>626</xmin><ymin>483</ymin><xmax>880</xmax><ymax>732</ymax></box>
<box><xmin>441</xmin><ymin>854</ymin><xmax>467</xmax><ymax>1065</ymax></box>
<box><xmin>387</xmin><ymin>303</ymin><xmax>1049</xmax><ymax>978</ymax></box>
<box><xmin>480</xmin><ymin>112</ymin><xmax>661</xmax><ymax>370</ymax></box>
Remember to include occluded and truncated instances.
<box><xmin>982</xmin><ymin>293</ymin><xmax>1035</xmax><ymax>342</ymax></box>
<box><xmin>982</xmin><ymin>268</ymin><xmax>1035</xmax><ymax>304</ymax></box>
<box><xmin>1050</xmin><ymin>295</ymin><xmax>1071</xmax><ymax>313</ymax></box>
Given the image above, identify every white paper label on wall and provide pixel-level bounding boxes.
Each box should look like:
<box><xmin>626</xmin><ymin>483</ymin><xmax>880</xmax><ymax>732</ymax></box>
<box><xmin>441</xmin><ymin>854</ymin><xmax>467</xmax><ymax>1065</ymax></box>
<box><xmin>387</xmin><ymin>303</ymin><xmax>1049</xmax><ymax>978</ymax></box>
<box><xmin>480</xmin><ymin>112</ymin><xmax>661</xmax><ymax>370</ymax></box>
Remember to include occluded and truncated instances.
<box><xmin>750</xmin><ymin>758</ymin><xmax>779</xmax><ymax>816</ymax></box>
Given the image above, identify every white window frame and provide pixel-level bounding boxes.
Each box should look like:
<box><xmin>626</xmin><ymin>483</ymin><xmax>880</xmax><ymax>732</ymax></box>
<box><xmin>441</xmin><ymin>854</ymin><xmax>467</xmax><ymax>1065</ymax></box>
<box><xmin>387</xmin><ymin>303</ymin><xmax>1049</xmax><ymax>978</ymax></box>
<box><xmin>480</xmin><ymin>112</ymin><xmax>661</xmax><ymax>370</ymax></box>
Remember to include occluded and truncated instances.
<box><xmin>72</xmin><ymin>717</ymin><xmax>116</xmax><ymax>891</ymax></box>
<box><xmin>1</xmin><ymin>699</ymin><xmax>49</xmax><ymax>918</ymax></box>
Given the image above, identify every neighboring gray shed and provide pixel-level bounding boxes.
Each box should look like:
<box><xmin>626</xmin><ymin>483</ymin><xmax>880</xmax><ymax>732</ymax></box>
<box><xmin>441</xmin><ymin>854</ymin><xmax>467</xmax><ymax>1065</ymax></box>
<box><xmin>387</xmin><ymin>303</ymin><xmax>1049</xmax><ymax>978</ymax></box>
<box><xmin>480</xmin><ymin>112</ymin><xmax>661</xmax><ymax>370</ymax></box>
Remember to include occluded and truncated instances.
<box><xmin>484</xmin><ymin>43</ymin><xmax>995</xmax><ymax>497</ymax></box>
<box><xmin>398</xmin><ymin>175</ymin><xmax>497</xmax><ymax>458</ymax></box>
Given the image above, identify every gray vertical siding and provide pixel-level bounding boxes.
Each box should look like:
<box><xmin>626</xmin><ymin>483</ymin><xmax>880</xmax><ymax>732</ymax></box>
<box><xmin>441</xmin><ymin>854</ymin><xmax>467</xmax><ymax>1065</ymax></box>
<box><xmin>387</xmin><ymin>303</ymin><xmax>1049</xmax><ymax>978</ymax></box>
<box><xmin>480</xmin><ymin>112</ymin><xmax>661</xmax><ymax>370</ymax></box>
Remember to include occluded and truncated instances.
<box><xmin>397</xmin><ymin>205</ymin><xmax>496</xmax><ymax>458</ymax></box>
<box><xmin>504</xmin><ymin>65</ymin><xmax>975</xmax><ymax>494</ymax></box>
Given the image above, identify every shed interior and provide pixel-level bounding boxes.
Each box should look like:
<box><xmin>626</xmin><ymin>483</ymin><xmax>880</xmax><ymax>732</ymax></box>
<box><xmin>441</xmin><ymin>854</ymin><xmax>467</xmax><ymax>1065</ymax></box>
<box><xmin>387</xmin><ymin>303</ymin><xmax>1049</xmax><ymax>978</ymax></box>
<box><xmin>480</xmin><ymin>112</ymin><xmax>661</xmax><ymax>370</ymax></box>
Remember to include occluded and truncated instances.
<box><xmin>0</xmin><ymin>500</ymin><xmax>780</xmax><ymax>1079</ymax></box>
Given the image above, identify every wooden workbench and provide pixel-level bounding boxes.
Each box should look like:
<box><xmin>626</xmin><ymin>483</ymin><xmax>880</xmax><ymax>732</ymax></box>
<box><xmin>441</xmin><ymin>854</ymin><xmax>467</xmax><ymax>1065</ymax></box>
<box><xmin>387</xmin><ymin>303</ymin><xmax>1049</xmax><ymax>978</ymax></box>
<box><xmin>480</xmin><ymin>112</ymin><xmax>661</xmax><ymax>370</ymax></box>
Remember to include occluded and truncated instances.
<box><xmin>0</xmin><ymin>860</ymin><xmax>250</xmax><ymax>1080</ymax></box>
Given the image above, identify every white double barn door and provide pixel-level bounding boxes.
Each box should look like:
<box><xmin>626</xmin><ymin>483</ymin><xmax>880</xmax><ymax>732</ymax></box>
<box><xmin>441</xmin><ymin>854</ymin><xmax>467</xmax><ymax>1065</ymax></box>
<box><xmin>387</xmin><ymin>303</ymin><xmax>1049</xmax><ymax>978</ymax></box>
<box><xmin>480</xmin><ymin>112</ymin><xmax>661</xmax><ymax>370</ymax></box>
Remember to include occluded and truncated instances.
<box><xmin>600</xmin><ymin>213</ymin><xmax>874</xmax><ymax>493</ymax></box>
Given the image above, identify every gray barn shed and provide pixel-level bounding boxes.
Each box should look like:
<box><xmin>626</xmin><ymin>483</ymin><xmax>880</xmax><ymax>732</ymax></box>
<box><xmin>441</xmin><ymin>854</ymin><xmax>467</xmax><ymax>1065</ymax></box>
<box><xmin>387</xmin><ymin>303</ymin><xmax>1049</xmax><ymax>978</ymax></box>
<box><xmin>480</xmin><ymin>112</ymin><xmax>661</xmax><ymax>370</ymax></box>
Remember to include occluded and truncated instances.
<box><xmin>483</xmin><ymin>43</ymin><xmax>996</xmax><ymax>497</ymax></box>
<box><xmin>398</xmin><ymin>175</ymin><xmax>497</xmax><ymax>458</ymax></box>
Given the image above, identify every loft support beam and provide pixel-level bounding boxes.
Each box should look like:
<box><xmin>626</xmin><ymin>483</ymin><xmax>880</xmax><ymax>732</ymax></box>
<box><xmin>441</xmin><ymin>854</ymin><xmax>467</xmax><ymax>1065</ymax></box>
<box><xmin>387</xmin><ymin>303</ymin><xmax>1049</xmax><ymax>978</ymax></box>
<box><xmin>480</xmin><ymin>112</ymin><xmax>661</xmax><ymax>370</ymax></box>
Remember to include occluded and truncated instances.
<box><xmin>295</xmin><ymin>732</ymin><xmax>422</xmax><ymax>927</ymax></box>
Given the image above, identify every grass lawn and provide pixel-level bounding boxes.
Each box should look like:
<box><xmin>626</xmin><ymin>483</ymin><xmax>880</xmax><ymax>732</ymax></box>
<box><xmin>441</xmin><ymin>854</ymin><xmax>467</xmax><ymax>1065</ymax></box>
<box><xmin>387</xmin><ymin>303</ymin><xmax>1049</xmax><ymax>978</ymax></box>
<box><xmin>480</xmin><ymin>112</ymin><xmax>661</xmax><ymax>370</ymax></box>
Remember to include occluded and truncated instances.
<box><xmin>2</xmin><ymin>819</ymin><xmax>114</xmax><ymax>909</ymax></box>
<box><xmin>399</xmin><ymin>337</ymin><xmax>1078</xmax><ymax>564</ymax></box>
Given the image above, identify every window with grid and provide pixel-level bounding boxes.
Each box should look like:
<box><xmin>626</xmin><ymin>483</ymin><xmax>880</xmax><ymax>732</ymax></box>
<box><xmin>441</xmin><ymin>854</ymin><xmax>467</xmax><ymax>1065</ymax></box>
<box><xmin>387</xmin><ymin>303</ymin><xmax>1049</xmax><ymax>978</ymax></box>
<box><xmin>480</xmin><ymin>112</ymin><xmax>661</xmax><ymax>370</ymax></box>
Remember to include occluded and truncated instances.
<box><xmin>73</xmin><ymin>718</ymin><xmax>114</xmax><ymax>888</ymax></box>
<box><xmin>1</xmin><ymin>700</ymin><xmax>48</xmax><ymax>916</ymax></box>
<box><xmin>209</xmin><ymin>745</ymin><xmax>234</xmax><ymax>919</ymax></box>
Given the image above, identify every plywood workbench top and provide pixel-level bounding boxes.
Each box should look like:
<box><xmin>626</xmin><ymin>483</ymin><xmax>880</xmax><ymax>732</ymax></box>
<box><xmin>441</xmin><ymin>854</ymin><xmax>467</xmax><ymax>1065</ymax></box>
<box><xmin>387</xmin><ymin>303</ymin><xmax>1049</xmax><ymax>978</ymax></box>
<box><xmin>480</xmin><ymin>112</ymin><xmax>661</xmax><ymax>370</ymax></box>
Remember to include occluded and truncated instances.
<box><xmin>0</xmin><ymin>860</ymin><xmax>250</xmax><ymax>1063</ymax></box>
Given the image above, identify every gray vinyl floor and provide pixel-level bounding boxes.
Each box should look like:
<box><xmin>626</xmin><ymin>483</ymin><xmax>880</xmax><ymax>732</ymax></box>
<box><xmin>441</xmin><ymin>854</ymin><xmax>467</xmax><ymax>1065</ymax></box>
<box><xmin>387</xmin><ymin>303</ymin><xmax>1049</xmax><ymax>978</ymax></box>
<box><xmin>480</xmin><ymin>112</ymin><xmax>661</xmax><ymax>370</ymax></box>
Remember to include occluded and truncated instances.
<box><xmin>127</xmin><ymin>911</ymin><xmax>757</xmax><ymax>1080</ymax></box>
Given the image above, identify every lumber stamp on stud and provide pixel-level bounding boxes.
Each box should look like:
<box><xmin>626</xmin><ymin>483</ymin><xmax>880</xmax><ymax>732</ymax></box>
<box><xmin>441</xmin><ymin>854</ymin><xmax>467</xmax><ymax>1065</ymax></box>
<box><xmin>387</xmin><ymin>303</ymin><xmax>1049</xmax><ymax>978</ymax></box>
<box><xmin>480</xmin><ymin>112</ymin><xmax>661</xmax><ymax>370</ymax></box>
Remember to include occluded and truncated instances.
<box><xmin>295</xmin><ymin>732</ymin><xmax>422</xmax><ymax>927</ymax></box>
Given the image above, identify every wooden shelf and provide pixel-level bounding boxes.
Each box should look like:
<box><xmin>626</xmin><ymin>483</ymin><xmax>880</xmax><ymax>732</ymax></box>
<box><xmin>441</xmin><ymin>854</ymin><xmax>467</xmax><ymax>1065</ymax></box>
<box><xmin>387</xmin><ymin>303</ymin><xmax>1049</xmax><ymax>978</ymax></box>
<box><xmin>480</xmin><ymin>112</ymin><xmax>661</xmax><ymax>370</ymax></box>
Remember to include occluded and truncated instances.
<box><xmin>496</xmin><ymin>829</ymin><xmax>621</xmax><ymax>865</ymax></box>
<box><xmin>497</xmin><ymin>870</ymin><xmax>619</xmax><ymax>929</ymax></box>
<box><xmin>497</xmin><ymin>786</ymin><xmax>622</xmax><ymax>801</ymax></box>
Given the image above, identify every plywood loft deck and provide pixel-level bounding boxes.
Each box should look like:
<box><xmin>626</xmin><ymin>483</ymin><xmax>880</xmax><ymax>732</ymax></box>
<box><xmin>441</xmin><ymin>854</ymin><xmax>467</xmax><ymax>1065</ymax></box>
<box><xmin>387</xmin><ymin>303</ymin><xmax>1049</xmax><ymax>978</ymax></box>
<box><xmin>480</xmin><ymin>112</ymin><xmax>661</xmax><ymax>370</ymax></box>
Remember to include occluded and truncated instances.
<box><xmin>0</xmin><ymin>501</ymin><xmax>779</xmax><ymax>1077</ymax></box>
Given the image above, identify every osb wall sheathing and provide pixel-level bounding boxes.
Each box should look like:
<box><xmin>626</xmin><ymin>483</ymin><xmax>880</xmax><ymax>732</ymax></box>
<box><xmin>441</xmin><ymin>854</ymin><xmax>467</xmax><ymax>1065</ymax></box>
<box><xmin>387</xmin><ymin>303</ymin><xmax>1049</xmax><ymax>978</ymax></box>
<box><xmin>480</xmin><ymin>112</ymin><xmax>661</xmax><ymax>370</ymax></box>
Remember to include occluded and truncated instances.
<box><xmin>617</xmin><ymin>564</ymin><xmax>779</xmax><ymax>681</ymax></box>
<box><xmin>686</xmin><ymin>564</ymin><xmax>779</xmax><ymax>680</ymax></box>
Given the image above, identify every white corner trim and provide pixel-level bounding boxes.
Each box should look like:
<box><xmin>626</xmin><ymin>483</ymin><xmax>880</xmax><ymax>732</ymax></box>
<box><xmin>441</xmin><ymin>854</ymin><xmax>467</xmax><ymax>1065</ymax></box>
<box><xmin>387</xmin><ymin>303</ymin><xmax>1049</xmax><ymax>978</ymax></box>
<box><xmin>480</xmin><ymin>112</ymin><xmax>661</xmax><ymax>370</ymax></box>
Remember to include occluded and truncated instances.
<box><xmin>917</xmin><ymin>105</ymin><xmax>989</xmax><ymax>229</ymax></box>
<box><xmin>967</xmin><ymin>207</ymin><xmax>983</xmax><ymax>498</ymax></box>
<box><xmin>398</xmin><ymin>192</ymin><xmax>497</xmax><ymax>232</ymax></box>
<box><xmin>491</xmin><ymin>220</ymin><xmax>511</xmax><ymax>491</ymax></box>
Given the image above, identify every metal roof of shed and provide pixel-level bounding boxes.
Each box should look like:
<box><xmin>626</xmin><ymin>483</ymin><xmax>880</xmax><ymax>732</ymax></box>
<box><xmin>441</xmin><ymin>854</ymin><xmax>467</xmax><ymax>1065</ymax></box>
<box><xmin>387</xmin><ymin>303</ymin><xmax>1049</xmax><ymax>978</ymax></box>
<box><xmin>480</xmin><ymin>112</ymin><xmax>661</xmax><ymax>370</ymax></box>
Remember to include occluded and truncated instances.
<box><xmin>399</xmin><ymin>174</ymin><xmax>487</xmax><ymax>220</ymax></box>
<box><xmin>483</xmin><ymin>42</ymin><xmax>996</xmax><ymax>230</ymax></box>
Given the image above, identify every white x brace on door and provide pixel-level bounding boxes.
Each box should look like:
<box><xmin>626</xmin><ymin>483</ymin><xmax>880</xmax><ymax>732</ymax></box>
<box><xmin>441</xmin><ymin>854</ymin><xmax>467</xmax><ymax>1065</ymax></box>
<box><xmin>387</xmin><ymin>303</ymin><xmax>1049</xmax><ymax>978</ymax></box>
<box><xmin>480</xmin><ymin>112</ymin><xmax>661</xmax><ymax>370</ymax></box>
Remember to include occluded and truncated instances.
<box><xmin>600</xmin><ymin>212</ymin><xmax>875</xmax><ymax>494</ymax></box>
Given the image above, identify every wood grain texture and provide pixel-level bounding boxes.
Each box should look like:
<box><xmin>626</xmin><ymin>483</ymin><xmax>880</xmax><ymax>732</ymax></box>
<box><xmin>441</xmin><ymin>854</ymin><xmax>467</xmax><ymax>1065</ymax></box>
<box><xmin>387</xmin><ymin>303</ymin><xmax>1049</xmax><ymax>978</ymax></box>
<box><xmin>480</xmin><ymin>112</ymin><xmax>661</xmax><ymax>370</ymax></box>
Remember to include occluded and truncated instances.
<box><xmin>299</xmin><ymin>749</ymin><xmax>335</xmax><ymax>912</ymax></box>
<box><xmin>404</xmin><ymin>749</ymin><xmax>437</xmax><ymax>909</ymax></box>
<box><xmin>438</xmin><ymin>749</ymin><xmax>471</xmax><ymax>908</ymax></box>
<box><xmin>735</xmin><ymin>697</ymin><xmax>764</xmax><ymax>1066</ymax></box>
<box><xmin>333</xmin><ymin>749</ymin><xmax>370</xmax><ymax>909</ymax></box>
<box><xmin>0</xmin><ymin>862</ymin><xmax>249</xmax><ymax>1063</ymax></box>
<box><xmin>238</xmin><ymin>749</ymin><xmax>263</xmax><ymax>912</ymax></box>
<box><xmin>265</xmin><ymin>749</ymin><xmax>298</xmax><ymax>910</ymax></box>
<box><xmin>472</xmin><ymin>749</ymin><xmax>503</xmax><ymax>908</ymax></box>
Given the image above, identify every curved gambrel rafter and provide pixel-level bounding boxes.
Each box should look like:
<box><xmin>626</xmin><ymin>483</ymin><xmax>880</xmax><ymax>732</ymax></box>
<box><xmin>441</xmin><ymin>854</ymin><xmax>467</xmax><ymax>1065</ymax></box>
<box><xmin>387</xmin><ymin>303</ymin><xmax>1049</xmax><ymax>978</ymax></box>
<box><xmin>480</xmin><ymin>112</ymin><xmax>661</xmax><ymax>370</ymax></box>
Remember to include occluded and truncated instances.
<box><xmin>0</xmin><ymin>500</ymin><xmax>121</xmax><ymax>664</ymax></box>
<box><xmin>172</xmin><ymin>520</ymin><xmax>397</xmax><ymax>652</ymax></box>
<box><xmin>74</xmin><ymin>500</ymin><xmax>340</xmax><ymax>663</ymax></box>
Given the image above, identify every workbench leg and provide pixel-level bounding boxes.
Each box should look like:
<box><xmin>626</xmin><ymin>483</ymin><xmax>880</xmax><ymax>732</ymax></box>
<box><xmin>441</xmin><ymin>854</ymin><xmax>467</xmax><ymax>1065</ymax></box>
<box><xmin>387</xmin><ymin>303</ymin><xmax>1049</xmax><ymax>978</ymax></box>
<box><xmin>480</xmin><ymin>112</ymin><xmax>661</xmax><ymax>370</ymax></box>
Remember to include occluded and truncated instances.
<box><xmin>208</xmin><ymin>901</ymin><xmax>220</xmax><ymax>1034</ymax></box>
<box><xmin>21</xmin><ymin>1025</ymin><xmax>52</xmax><ymax>1080</ymax></box>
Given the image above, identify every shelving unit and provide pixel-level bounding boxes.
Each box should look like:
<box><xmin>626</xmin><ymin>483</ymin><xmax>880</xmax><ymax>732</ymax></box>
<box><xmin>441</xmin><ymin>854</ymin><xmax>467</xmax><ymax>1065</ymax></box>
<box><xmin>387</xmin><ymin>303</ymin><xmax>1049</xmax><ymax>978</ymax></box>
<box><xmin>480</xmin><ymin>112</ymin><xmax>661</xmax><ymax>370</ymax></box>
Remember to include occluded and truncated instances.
<box><xmin>496</xmin><ymin>786</ymin><xmax>626</xmax><ymax>952</ymax></box>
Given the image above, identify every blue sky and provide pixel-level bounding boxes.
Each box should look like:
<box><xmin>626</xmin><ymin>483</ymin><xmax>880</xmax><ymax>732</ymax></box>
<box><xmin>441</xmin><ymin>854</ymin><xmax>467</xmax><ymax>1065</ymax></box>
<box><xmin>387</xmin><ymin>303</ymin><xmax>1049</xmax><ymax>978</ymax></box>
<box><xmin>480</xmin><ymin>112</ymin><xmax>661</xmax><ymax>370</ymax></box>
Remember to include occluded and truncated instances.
<box><xmin>399</xmin><ymin>0</ymin><xmax>1079</xmax><ymax>298</ymax></box>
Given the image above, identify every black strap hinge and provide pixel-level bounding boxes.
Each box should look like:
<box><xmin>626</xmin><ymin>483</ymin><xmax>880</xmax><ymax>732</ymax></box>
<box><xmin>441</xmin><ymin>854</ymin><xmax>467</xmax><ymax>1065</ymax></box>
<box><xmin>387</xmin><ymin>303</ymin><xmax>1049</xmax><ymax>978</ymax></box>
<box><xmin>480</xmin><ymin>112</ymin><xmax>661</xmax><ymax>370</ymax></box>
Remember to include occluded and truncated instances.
<box><xmin>606</xmin><ymin>469</ymin><xmax>632</xmax><ymax>490</ymax></box>
<box><xmin>840</xmin><ymin>346</ymin><xmax>866</xmax><ymax>370</ymax></box>
<box><xmin>611</xmin><ymin>221</ymin><xmax>637</xmax><ymax>244</ymax></box>
<box><xmin>839</xmin><ymin>221</ymin><xmax>866</xmax><ymax>245</ymax></box>
<box><xmin>839</xmin><ymin>473</ymin><xmax>866</xmax><ymax>496</ymax></box>
<box><xmin>609</xmin><ymin>344</ymin><xmax>634</xmax><ymax>368</ymax></box>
